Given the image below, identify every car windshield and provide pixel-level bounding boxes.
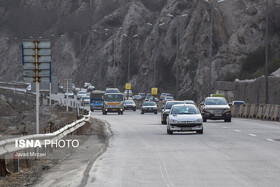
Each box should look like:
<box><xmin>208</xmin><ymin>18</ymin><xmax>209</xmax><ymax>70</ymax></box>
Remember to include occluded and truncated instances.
<box><xmin>139</xmin><ymin>93</ymin><xmax>145</xmax><ymax>96</ymax></box>
<box><xmin>125</xmin><ymin>100</ymin><xmax>134</xmax><ymax>104</ymax></box>
<box><xmin>205</xmin><ymin>98</ymin><xmax>227</xmax><ymax>105</ymax></box>
<box><xmin>165</xmin><ymin>102</ymin><xmax>185</xmax><ymax>109</ymax></box>
<box><xmin>104</xmin><ymin>94</ymin><xmax>123</xmax><ymax>102</ymax></box>
<box><xmin>83</xmin><ymin>96</ymin><xmax>90</xmax><ymax>100</ymax></box>
<box><xmin>185</xmin><ymin>100</ymin><xmax>195</xmax><ymax>104</ymax></box>
<box><xmin>91</xmin><ymin>100</ymin><xmax>103</xmax><ymax>103</ymax></box>
<box><xmin>233</xmin><ymin>101</ymin><xmax>245</xmax><ymax>105</ymax></box>
<box><xmin>166</xmin><ymin>97</ymin><xmax>173</xmax><ymax>100</ymax></box>
<box><xmin>171</xmin><ymin>106</ymin><xmax>199</xmax><ymax>115</ymax></box>
<box><xmin>143</xmin><ymin>102</ymin><xmax>156</xmax><ymax>106</ymax></box>
<box><xmin>78</xmin><ymin>92</ymin><xmax>86</xmax><ymax>94</ymax></box>
<box><xmin>106</xmin><ymin>89</ymin><xmax>119</xmax><ymax>93</ymax></box>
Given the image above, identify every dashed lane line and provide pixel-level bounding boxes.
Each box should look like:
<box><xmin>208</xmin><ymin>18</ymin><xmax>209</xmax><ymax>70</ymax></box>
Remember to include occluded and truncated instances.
<box><xmin>248</xmin><ymin>134</ymin><xmax>257</xmax><ymax>137</ymax></box>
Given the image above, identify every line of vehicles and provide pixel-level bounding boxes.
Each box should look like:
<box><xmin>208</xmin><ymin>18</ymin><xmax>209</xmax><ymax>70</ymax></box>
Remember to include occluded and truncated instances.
<box><xmin>62</xmin><ymin>83</ymin><xmax>246</xmax><ymax>135</ymax></box>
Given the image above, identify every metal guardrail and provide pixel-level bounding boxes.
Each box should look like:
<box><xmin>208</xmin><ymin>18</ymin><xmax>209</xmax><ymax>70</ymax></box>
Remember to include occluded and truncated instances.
<box><xmin>0</xmin><ymin>112</ymin><xmax>91</xmax><ymax>157</ymax></box>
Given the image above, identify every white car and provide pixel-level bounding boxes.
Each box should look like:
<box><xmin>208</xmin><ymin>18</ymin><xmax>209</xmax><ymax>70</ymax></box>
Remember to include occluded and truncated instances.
<box><xmin>64</xmin><ymin>91</ymin><xmax>74</xmax><ymax>99</ymax></box>
<box><xmin>81</xmin><ymin>96</ymin><xmax>90</xmax><ymax>106</ymax></box>
<box><xmin>167</xmin><ymin>104</ymin><xmax>203</xmax><ymax>134</ymax></box>
<box><xmin>77</xmin><ymin>91</ymin><xmax>87</xmax><ymax>100</ymax></box>
<box><xmin>184</xmin><ymin>100</ymin><xmax>195</xmax><ymax>104</ymax></box>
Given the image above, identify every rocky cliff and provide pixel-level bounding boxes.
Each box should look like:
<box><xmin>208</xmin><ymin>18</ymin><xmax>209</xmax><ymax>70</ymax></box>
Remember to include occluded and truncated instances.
<box><xmin>0</xmin><ymin>0</ymin><xmax>280</xmax><ymax>101</ymax></box>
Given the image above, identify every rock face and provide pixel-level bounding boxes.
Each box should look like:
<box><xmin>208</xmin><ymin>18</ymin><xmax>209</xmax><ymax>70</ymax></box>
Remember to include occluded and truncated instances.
<box><xmin>0</xmin><ymin>0</ymin><xmax>280</xmax><ymax>101</ymax></box>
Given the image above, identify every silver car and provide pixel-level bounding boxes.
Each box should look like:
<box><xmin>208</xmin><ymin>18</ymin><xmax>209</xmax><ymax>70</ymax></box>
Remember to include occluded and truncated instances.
<box><xmin>161</xmin><ymin>101</ymin><xmax>185</xmax><ymax>124</ymax></box>
<box><xmin>167</xmin><ymin>104</ymin><xmax>203</xmax><ymax>134</ymax></box>
<box><xmin>77</xmin><ymin>91</ymin><xmax>87</xmax><ymax>100</ymax></box>
<box><xmin>81</xmin><ymin>96</ymin><xmax>90</xmax><ymax>106</ymax></box>
<box><xmin>141</xmin><ymin>101</ymin><xmax>157</xmax><ymax>114</ymax></box>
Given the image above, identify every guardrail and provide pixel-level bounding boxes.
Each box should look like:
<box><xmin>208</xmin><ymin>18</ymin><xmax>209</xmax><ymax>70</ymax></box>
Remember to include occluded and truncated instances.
<box><xmin>0</xmin><ymin>110</ymin><xmax>91</xmax><ymax>176</ymax></box>
<box><xmin>231</xmin><ymin>104</ymin><xmax>280</xmax><ymax>122</ymax></box>
<box><xmin>0</xmin><ymin>111</ymin><xmax>90</xmax><ymax>157</ymax></box>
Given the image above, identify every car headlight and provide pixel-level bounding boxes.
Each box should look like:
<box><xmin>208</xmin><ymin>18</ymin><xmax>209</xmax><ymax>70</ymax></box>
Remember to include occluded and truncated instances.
<box><xmin>170</xmin><ymin>119</ymin><xmax>178</xmax><ymax>124</ymax></box>
<box><xmin>195</xmin><ymin>118</ymin><xmax>202</xmax><ymax>123</ymax></box>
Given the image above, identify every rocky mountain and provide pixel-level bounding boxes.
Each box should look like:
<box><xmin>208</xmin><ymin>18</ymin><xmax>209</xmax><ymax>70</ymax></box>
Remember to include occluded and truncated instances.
<box><xmin>0</xmin><ymin>0</ymin><xmax>280</xmax><ymax>101</ymax></box>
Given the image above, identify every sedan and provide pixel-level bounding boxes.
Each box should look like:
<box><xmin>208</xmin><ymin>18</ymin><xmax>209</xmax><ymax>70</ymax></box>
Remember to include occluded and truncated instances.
<box><xmin>64</xmin><ymin>91</ymin><xmax>74</xmax><ymax>99</ymax></box>
<box><xmin>141</xmin><ymin>101</ymin><xmax>157</xmax><ymax>114</ymax></box>
<box><xmin>167</xmin><ymin>104</ymin><xmax>203</xmax><ymax>134</ymax></box>
<box><xmin>161</xmin><ymin>101</ymin><xmax>185</xmax><ymax>124</ymax></box>
<box><xmin>87</xmin><ymin>85</ymin><xmax>95</xmax><ymax>92</ymax></box>
<box><xmin>124</xmin><ymin>100</ymin><xmax>136</xmax><ymax>111</ymax></box>
<box><xmin>77</xmin><ymin>91</ymin><xmax>87</xmax><ymax>100</ymax></box>
<box><xmin>81</xmin><ymin>96</ymin><xmax>90</xmax><ymax>106</ymax></box>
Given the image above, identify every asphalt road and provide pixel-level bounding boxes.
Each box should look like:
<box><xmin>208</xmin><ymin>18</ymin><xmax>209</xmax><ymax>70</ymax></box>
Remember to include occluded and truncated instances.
<box><xmin>83</xmin><ymin>111</ymin><xmax>280</xmax><ymax>187</ymax></box>
<box><xmin>36</xmin><ymin>93</ymin><xmax>280</xmax><ymax>187</ymax></box>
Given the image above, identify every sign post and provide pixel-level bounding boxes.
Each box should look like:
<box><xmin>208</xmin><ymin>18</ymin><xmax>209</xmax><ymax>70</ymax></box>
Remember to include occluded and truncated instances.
<box><xmin>151</xmin><ymin>88</ymin><xmax>158</xmax><ymax>101</ymax></box>
<box><xmin>125</xmin><ymin>83</ymin><xmax>131</xmax><ymax>100</ymax></box>
<box><xmin>22</xmin><ymin>39</ymin><xmax>51</xmax><ymax>134</ymax></box>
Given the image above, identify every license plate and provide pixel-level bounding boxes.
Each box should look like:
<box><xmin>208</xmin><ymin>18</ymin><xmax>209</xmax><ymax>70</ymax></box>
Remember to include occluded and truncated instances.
<box><xmin>214</xmin><ymin>114</ymin><xmax>222</xmax><ymax>116</ymax></box>
<box><xmin>182</xmin><ymin>127</ymin><xmax>191</xmax><ymax>130</ymax></box>
<box><xmin>112</xmin><ymin>109</ymin><xmax>117</xmax><ymax>111</ymax></box>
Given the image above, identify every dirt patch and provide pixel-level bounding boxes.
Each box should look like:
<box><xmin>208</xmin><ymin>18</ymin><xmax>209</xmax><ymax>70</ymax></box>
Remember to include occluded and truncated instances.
<box><xmin>0</xmin><ymin>118</ymin><xmax>109</xmax><ymax>187</ymax></box>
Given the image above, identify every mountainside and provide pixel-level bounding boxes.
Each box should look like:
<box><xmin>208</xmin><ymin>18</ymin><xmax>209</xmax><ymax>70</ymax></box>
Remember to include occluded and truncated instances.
<box><xmin>0</xmin><ymin>0</ymin><xmax>280</xmax><ymax>101</ymax></box>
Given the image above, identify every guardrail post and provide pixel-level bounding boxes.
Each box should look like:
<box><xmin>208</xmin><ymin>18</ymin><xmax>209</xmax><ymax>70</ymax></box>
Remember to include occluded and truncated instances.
<box><xmin>0</xmin><ymin>159</ymin><xmax>9</xmax><ymax>176</ymax></box>
<box><xmin>13</xmin><ymin>152</ymin><xmax>19</xmax><ymax>172</ymax></box>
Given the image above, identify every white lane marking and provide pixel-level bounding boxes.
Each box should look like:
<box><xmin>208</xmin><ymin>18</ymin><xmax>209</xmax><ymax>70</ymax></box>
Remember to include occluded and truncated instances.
<box><xmin>248</xmin><ymin>134</ymin><xmax>256</xmax><ymax>137</ymax></box>
<box><xmin>157</xmin><ymin>161</ymin><xmax>170</xmax><ymax>187</ymax></box>
<box><xmin>222</xmin><ymin>127</ymin><xmax>228</xmax><ymax>129</ymax></box>
<box><xmin>234</xmin><ymin>129</ymin><xmax>241</xmax><ymax>132</ymax></box>
<box><xmin>266</xmin><ymin>139</ymin><xmax>275</xmax><ymax>142</ymax></box>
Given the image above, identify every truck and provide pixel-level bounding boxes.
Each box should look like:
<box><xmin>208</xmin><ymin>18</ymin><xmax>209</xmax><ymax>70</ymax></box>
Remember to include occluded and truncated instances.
<box><xmin>102</xmin><ymin>93</ymin><xmax>124</xmax><ymax>115</ymax></box>
<box><xmin>90</xmin><ymin>90</ymin><xmax>105</xmax><ymax>111</ymax></box>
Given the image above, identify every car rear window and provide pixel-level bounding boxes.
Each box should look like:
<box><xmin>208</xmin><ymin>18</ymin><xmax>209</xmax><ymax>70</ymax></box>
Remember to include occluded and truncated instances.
<box><xmin>143</xmin><ymin>102</ymin><xmax>156</xmax><ymax>106</ymax></box>
<box><xmin>205</xmin><ymin>98</ymin><xmax>227</xmax><ymax>105</ymax></box>
<box><xmin>165</xmin><ymin>102</ymin><xmax>185</xmax><ymax>109</ymax></box>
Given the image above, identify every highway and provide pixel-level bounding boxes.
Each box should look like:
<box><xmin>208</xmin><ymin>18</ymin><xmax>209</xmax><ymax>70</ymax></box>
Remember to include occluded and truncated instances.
<box><xmin>83</xmin><ymin>111</ymin><xmax>280</xmax><ymax>187</ymax></box>
<box><xmin>35</xmin><ymin>104</ymin><xmax>280</xmax><ymax>186</ymax></box>
<box><xmin>1</xmin><ymin>87</ymin><xmax>280</xmax><ymax>186</ymax></box>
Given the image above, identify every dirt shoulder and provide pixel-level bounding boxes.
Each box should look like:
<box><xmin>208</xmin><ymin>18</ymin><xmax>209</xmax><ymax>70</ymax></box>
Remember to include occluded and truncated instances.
<box><xmin>0</xmin><ymin>117</ymin><xmax>111</xmax><ymax>187</ymax></box>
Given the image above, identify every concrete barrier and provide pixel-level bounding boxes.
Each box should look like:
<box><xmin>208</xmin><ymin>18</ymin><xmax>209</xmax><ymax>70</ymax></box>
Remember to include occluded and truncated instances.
<box><xmin>262</xmin><ymin>104</ymin><xmax>271</xmax><ymax>120</ymax></box>
<box><xmin>237</xmin><ymin>104</ymin><xmax>244</xmax><ymax>117</ymax></box>
<box><xmin>248</xmin><ymin>104</ymin><xmax>256</xmax><ymax>118</ymax></box>
<box><xmin>256</xmin><ymin>104</ymin><xmax>264</xmax><ymax>119</ymax></box>
<box><xmin>271</xmin><ymin>105</ymin><xmax>280</xmax><ymax>121</ymax></box>
<box><xmin>242</xmin><ymin>104</ymin><xmax>250</xmax><ymax>118</ymax></box>
<box><xmin>231</xmin><ymin>105</ymin><xmax>236</xmax><ymax>117</ymax></box>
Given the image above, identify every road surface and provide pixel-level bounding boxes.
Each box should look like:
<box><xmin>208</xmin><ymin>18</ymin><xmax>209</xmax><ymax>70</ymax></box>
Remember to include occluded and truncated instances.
<box><xmin>35</xmin><ymin>105</ymin><xmax>280</xmax><ymax>187</ymax></box>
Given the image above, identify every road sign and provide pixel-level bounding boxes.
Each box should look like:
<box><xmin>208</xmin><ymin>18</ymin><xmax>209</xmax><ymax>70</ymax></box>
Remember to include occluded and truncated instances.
<box><xmin>22</xmin><ymin>40</ymin><xmax>51</xmax><ymax>49</ymax></box>
<box><xmin>23</xmin><ymin>70</ymin><xmax>50</xmax><ymax>77</ymax></box>
<box><xmin>63</xmin><ymin>79</ymin><xmax>72</xmax><ymax>92</ymax></box>
<box><xmin>151</xmin><ymin>88</ymin><xmax>158</xmax><ymax>95</ymax></box>
<box><xmin>22</xmin><ymin>39</ymin><xmax>51</xmax><ymax>83</ymax></box>
<box><xmin>23</xmin><ymin>62</ymin><xmax>50</xmax><ymax>70</ymax></box>
<box><xmin>125</xmin><ymin>83</ymin><xmax>131</xmax><ymax>90</ymax></box>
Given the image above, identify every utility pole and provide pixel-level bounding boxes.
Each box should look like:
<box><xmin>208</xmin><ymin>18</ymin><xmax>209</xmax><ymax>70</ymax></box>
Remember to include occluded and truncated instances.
<box><xmin>146</xmin><ymin>22</ymin><xmax>165</xmax><ymax>87</ymax></box>
<box><xmin>167</xmin><ymin>13</ymin><xmax>188</xmax><ymax>99</ymax></box>
<box><xmin>265</xmin><ymin>0</ymin><xmax>269</xmax><ymax>104</ymax></box>
<box><xmin>122</xmin><ymin>34</ymin><xmax>139</xmax><ymax>83</ymax></box>
<box><xmin>209</xmin><ymin>2</ymin><xmax>213</xmax><ymax>96</ymax></box>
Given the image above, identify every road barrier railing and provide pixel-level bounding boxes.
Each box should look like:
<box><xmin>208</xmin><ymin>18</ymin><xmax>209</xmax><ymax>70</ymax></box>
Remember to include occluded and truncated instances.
<box><xmin>0</xmin><ymin>111</ymin><xmax>90</xmax><ymax>158</ymax></box>
<box><xmin>231</xmin><ymin>103</ymin><xmax>280</xmax><ymax>122</ymax></box>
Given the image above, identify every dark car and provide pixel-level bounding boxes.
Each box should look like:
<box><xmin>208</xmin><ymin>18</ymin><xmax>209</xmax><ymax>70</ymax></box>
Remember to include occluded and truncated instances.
<box><xmin>141</xmin><ymin>101</ymin><xmax>157</xmax><ymax>114</ymax></box>
<box><xmin>124</xmin><ymin>100</ymin><xmax>136</xmax><ymax>111</ymax></box>
<box><xmin>161</xmin><ymin>101</ymin><xmax>185</xmax><ymax>124</ymax></box>
<box><xmin>201</xmin><ymin>97</ymin><xmax>231</xmax><ymax>122</ymax></box>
